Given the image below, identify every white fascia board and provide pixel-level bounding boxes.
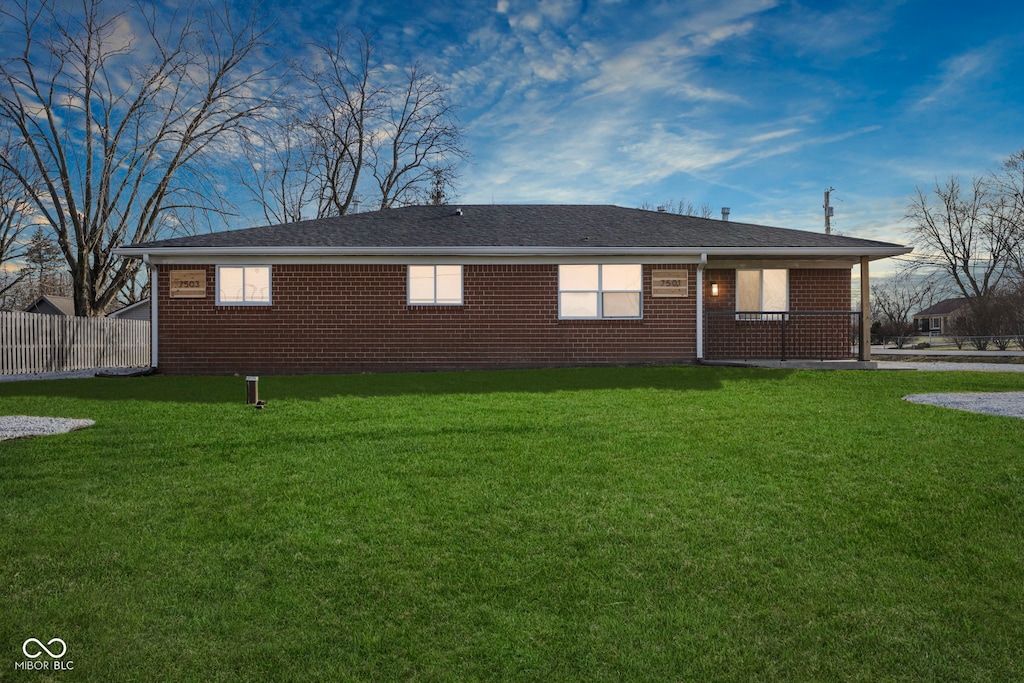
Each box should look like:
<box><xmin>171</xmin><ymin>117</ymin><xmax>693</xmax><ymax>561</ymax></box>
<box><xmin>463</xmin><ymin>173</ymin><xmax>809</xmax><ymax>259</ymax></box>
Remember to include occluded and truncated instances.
<box><xmin>705</xmin><ymin>246</ymin><xmax>912</xmax><ymax>260</ymax></box>
<box><xmin>708</xmin><ymin>257</ymin><xmax>859</xmax><ymax>269</ymax></box>
<box><xmin>116</xmin><ymin>244</ymin><xmax>911</xmax><ymax>264</ymax></box>
<box><xmin>116</xmin><ymin>246</ymin><xmax>707</xmax><ymax>265</ymax></box>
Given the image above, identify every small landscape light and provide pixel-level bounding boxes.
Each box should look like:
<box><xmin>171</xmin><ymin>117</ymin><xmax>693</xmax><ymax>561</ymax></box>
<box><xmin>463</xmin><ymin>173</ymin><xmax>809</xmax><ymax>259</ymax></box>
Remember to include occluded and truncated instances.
<box><xmin>246</xmin><ymin>376</ymin><xmax>259</xmax><ymax>405</ymax></box>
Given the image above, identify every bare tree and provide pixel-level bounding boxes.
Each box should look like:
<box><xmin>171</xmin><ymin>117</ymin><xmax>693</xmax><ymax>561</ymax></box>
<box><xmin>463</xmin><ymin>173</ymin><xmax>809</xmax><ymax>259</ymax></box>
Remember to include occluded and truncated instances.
<box><xmin>22</xmin><ymin>227</ymin><xmax>68</xmax><ymax>297</ymax></box>
<box><xmin>870</xmin><ymin>264</ymin><xmax>942</xmax><ymax>346</ymax></box>
<box><xmin>242</xmin><ymin>30</ymin><xmax>465</xmax><ymax>221</ymax></box>
<box><xmin>0</xmin><ymin>0</ymin><xmax>273</xmax><ymax>315</ymax></box>
<box><xmin>991</xmin><ymin>149</ymin><xmax>1024</xmax><ymax>284</ymax></box>
<box><xmin>639</xmin><ymin>198</ymin><xmax>714</xmax><ymax>218</ymax></box>
<box><xmin>905</xmin><ymin>175</ymin><xmax>1015</xmax><ymax>301</ymax></box>
<box><xmin>239</xmin><ymin>114</ymin><xmax>319</xmax><ymax>225</ymax></box>
<box><xmin>0</xmin><ymin>142</ymin><xmax>31</xmax><ymax>301</ymax></box>
<box><xmin>371</xmin><ymin>62</ymin><xmax>464</xmax><ymax>209</ymax></box>
<box><xmin>306</xmin><ymin>31</ymin><xmax>381</xmax><ymax>217</ymax></box>
<box><xmin>427</xmin><ymin>167</ymin><xmax>456</xmax><ymax>206</ymax></box>
<box><xmin>871</xmin><ymin>265</ymin><xmax>942</xmax><ymax>325</ymax></box>
<box><xmin>906</xmin><ymin>152</ymin><xmax>1024</xmax><ymax>339</ymax></box>
<box><xmin>113</xmin><ymin>271</ymin><xmax>149</xmax><ymax>310</ymax></box>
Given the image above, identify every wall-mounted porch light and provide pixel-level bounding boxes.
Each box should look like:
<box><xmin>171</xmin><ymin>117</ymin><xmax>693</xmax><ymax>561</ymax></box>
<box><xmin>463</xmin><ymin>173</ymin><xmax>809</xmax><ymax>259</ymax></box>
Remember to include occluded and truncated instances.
<box><xmin>710</xmin><ymin>282</ymin><xmax>719</xmax><ymax>297</ymax></box>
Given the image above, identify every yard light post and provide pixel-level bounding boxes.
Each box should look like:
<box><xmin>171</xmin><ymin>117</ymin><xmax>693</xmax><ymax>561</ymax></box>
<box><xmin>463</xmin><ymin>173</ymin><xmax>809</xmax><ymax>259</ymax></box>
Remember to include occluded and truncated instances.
<box><xmin>246</xmin><ymin>376</ymin><xmax>259</xmax><ymax>405</ymax></box>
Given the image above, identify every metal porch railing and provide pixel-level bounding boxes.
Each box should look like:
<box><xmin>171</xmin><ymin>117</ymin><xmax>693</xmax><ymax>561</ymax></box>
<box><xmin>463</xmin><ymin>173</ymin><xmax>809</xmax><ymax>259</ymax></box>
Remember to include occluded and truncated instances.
<box><xmin>704</xmin><ymin>310</ymin><xmax>861</xmax><ymax>361</ymax></box>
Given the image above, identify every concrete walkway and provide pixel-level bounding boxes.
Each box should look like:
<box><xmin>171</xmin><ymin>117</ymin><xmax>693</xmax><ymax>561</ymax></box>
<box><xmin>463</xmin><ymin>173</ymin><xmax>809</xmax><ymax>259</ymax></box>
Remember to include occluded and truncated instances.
<box><xmin>871</xmin><ymin>345</ymin><xmax>1024</xmax><ymax>357</ymax></box>
<box><xmin>874</xmin><ymin>360</ymin><xmax>1024</xmax><ymax>373</ymax></box>
<box><xmin>869</xmin><ymin>345</ymin><xmax>1024</xmax><ymax>373</ymax></box>
<box><xmin>703</xmin><ymin>357</ymin><xmax>1024</xmax><ymax>373</ymax></box>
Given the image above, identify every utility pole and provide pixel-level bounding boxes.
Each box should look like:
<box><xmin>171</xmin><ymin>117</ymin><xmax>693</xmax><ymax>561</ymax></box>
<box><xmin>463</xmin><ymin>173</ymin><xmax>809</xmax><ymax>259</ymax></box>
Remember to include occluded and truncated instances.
<box><xmin>824</xmin><ymin>187</ymin><xmax>835</xmax><ymax>235</ymax></box>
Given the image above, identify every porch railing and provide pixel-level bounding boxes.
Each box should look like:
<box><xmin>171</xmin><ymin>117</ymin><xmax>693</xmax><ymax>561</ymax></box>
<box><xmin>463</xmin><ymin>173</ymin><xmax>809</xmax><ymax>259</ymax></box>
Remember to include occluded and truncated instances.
<box><xmin>704</xmin><ymin>310</ymin><xmax>861</xmax><ymax>361</ymax></box>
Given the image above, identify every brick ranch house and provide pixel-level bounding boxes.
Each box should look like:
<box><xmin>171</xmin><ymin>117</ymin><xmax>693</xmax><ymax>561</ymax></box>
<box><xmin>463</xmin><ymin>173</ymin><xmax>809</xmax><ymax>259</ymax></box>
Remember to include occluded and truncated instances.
<box><xmin>115</xmin><ymin>205</ymin><xmax>911</xmax><ymax>375</ymax></box>
<box><xmin>913</xmin><ymin>297</ymin><xmax>968</xmax><ymax>335</ymax></box>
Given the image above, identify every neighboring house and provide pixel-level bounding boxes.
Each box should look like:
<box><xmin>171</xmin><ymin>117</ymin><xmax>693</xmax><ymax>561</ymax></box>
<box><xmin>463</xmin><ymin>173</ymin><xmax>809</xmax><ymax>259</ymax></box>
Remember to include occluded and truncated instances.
<box><xmin>107</xmin><ymin>298</ymin><xmax>151</xmax><ymax>321</ymax></box>
<box><xmin>115</xmin><ymin>204</ymin><xmax>911</xmax><ymax>375</ymax></box>
<box><xmin>913</xmin><ymin>297</ymin><xmax>968</xmax><ymax>334</ymax></box>
<box><xmin>22</xmin><ymin>294</ymin><xmax>76</xmax><ymax>316</ymax></box>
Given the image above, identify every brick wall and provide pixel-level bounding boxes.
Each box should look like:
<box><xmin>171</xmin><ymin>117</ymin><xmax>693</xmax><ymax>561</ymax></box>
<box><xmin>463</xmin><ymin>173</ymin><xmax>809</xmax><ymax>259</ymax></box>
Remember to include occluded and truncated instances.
<box><xmin>156</xmin><ymin>263</ymin><xmax>699</xmax><ymax>374</ymax></box>
<box><xmin>703</xmin><ymin>267</ymin><xmax>854</xmax><ymax>360</ymax></box>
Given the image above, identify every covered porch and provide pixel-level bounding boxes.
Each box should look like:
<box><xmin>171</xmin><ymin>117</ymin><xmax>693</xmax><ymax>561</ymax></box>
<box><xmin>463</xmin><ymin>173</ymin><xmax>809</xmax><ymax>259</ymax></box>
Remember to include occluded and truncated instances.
<box><xmin>697</xmin><ymin>256</ymin><xmax>875</xmax><ymax>365</ymax></box>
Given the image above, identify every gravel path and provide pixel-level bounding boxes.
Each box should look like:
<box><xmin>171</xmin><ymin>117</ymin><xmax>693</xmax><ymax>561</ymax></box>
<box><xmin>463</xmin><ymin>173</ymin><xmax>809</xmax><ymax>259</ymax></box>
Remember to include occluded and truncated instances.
<box><xmin>880</xmin><ymin>360</ymin><xmax>1024</xmax><ymax>419</ymax></box>
<box><xmin>0</xmin><ymin>416</ymin><xmax>95</xmax><ymax>441</ymax></box>
<box><xmin>903</xmin><ymin>392</ymin><xmax>1024</xmax><ymax>419</ymax></box>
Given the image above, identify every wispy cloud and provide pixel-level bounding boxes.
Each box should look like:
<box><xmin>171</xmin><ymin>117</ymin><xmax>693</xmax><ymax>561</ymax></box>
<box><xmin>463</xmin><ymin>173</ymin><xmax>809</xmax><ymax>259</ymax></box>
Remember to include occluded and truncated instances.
<box><xmin>912</xmin><ymin>44</ymin><xmax>1001</xmax><ymax>110</ymax></box>
<box><xmin>82</xmin><ymin>0</ymin><xmax>1021</xmax><ymax>251</ymax></box>
<box><xmin>453</xmin><ymin>1</ymin><xmax>789</xmax><ymax>203</ymax></box>
<box><xmin>728</xmin><ymin>126</ymin><xmax>882</xmax><ymax>169</ymax></box>
<box><xmin>760</xmin><ymin>1</ymin><xmax>901</xmax><ymax>61</ymax></box>
<box><xmin>580</xmin><ymin>21</ymin><xmax>754</xmax><ymax>101</ymax></box>
<box><xmin>745</xmin><ymin>128</ymin><xmax>801</xmax><ymax>144</ymax></box>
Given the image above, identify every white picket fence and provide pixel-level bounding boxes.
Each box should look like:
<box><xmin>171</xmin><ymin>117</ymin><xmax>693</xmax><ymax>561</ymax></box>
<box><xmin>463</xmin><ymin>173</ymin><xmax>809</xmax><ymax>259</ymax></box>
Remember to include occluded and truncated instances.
<box><xmin>1</xmin><ymin>310</ymin><xmax>150</xmax><ymax>375</ymax></box>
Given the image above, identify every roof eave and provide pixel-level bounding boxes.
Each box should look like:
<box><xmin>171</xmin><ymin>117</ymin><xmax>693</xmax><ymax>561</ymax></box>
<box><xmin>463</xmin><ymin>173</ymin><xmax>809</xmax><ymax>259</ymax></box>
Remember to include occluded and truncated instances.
<box><xmin>708</xmin><ymin>246</ymin><xmax>911</xmax><ymax>260</ymax></box>
<box><xmin>115</xmin><ymin>245</ymin><xmax>912</xmax><ymax>259</ymax></box>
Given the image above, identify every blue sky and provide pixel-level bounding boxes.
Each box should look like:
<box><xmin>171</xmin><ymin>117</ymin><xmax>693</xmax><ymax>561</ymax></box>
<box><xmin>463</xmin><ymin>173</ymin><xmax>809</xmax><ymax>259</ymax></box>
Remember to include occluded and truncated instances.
<box><xmin>259</xmin><ymin>0</ymin><xmax>1023</xmax><ymax>250</ymax></box>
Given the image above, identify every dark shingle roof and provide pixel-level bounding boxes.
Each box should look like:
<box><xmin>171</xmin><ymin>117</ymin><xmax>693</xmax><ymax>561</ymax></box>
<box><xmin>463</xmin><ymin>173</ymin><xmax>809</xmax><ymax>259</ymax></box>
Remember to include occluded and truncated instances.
<box><xmin>914</xmin><ymin>297</ymin><xmax>969</xmax><ymax>317</ymax></box>
<box><xmin>122</xmin><ymin>205</ymin><xmax>907</xmax><ymax>252</ymax></box>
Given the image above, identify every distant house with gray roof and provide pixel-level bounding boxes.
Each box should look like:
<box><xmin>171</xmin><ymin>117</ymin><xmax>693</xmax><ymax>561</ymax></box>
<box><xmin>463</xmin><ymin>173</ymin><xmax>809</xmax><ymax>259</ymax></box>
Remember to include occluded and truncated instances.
<box><xmin>107</xmin><ymin>298</ymin><xmax>151</xmax><ymax>321</ymax></box>
<box><xmin>23</xmin><ymin>295</ymin><xmax>76</xmax><ymax>316</ymax></box>
<box><xmin>115</xmin><ymin>204</ymin><xmax>910</xmax><ymax>374</ymax></box>
<box><xmin>913</xmin><ymin>297</ymin><xmax>969</xmax><ymax>335</ymax></box>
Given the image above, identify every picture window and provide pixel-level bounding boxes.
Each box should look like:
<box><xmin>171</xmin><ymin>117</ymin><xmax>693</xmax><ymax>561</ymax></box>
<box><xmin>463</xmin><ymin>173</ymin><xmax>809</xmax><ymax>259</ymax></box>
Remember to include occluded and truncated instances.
<box><xmin>558</xmin><ymin>264</ymin><xmax>642</xmax><ymax>319</ymax></box>
<box><xmin>216</xmin><ymin>266</ymin><xmax>271</xmax><ymax>305</ymax></box>
<box><xmin>408</xmin><ymin>265</ymin><xmax>463</xmax><ymax>305</ymax></box>
<box><xmin>736</xmin><ymin>269</ymin><xmax>787</xmax><ymax>320</ymax></box>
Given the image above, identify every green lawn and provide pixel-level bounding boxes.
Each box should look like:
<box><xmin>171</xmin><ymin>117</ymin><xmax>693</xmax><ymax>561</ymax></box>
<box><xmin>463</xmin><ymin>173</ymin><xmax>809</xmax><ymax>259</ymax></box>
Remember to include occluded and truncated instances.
<box><xmin>1</xmin><ymin>367</ymin><xmax>1022</xmax><ymax>681</ymax></box>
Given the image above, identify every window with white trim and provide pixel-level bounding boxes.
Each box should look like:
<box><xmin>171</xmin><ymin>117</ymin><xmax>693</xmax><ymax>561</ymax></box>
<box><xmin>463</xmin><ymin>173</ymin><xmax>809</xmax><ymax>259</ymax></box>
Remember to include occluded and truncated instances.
<box><xmin>216</xmin><ymin>266</ymin><xmax>271</xmax><ymax>305</ymax></box>
<box><xmin>408</xmin><ymin>265</ymin><xmax>463</xmax><ymax>305</ymax></box>
<box><xmin>736</xmin><ymin>269</ymin><xmax>787</xmax><ymax>320</ymax></box>
<box><xmin>559</xmin><ymin>264</ymin><xmax>642</xmax><ymax>319</ymax></box>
